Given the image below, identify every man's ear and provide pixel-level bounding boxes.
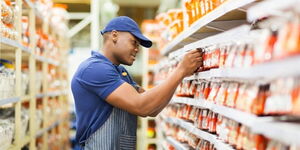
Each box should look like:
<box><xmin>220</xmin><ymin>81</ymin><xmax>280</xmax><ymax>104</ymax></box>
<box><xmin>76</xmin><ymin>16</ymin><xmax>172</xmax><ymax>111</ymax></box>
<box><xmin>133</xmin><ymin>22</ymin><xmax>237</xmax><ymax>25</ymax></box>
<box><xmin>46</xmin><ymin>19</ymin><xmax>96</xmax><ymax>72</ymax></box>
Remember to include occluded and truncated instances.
<box><xmin>111</xmin><ymin>30</ymin><xmax>118</xmax><ymax>43</ymax></box>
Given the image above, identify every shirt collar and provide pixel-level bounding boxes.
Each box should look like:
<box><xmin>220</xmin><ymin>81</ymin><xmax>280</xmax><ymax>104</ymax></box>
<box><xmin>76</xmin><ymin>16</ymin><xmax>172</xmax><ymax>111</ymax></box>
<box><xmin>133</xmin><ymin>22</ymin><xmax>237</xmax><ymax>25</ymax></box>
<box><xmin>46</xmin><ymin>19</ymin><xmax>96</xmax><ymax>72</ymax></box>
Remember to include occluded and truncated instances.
<box><xmin>91</xmin><ymin>51</ymin><xmax>119</xmax><ymax>66</ymax></box>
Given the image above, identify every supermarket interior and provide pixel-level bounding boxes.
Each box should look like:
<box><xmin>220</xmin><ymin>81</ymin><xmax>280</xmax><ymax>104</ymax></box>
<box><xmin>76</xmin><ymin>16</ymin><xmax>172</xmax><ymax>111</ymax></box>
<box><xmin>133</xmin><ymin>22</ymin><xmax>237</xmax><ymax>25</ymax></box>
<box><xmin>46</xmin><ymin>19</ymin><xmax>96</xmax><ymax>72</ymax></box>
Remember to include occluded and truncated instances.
<box><xmin>1</xmin><ymin>0</ymin><xmax>300</xmax><ymax>150</ymax></box>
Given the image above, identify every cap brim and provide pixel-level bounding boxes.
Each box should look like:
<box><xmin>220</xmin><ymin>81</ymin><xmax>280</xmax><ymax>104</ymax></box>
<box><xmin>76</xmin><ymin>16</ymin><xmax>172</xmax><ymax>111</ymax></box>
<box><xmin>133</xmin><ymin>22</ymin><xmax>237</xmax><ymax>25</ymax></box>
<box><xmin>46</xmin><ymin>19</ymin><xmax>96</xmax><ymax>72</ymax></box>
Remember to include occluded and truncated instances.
<box><xmin>131</xmin><ymin>31</ymin><xmax>152</xmax><ymax>48</ymax></box>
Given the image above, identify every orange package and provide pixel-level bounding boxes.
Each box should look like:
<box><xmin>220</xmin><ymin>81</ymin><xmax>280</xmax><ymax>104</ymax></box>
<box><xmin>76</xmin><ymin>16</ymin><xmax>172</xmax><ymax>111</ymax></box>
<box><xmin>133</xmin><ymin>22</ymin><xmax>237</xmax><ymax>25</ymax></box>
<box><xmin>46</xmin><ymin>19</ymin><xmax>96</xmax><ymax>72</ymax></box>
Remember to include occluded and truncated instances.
<box><xmin>226</xmin><ymin>82</ymin><xmax>239</xmax><ymax>108</ymax></box>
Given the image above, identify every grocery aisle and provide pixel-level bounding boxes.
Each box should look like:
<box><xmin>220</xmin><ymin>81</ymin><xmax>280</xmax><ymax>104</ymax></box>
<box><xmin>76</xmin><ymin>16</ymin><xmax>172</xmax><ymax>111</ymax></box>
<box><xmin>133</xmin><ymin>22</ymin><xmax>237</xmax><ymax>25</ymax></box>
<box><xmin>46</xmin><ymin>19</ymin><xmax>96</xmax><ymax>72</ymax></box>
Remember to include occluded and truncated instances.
<box><xmin>1</xmin><ymin>0</ymin><xmax>300</xmax><ymax>150</ymax></box>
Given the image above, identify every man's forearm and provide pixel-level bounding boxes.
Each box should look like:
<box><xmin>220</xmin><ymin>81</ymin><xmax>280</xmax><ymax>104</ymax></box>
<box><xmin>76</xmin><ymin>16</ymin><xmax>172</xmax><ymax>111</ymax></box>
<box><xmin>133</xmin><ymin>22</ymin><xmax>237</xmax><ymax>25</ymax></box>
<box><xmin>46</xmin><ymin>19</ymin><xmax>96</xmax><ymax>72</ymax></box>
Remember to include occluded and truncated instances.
<box><xmin>140</xmin><ymin>67</ymin><xmax>185</xmax><ymax>116</ymax></box>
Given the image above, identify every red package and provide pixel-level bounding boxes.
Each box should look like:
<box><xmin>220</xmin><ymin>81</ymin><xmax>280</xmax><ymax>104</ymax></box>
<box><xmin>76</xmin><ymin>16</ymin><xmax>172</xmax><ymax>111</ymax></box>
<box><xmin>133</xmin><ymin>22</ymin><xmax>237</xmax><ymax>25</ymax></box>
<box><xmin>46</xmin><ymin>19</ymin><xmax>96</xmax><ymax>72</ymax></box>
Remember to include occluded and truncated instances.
<box><xmin>243</xmin><ymin>44</ymin><xmax>255</xmax><ymax>67</ymax></box>
<box><xmin>215</xmin><ymin>82</ymin><xmax>228</xmax><ymax>105</ymax></box>
<box><xmin>264</xmin><ymin>78</ymin><xmax>294</xmax><ymax>115</ymax></box>
<box><xmin>233</xmin><ymin>44</ymin><xmax>246</xmax><ymax>68</ymax></box>
<box><xmin>201</xmin><ymin>109</ymin><xmax>209</xmax><ymax>130</ymax></box>
<box><xmin>207</xmin><ymin>82</ymin><xmax>220</xmax><ymax>102</ymax></box>
<box><xmin>226</xmin><ymin>82</ymin><xmax>239</xmax><ymax>108</ymax></box>
<box><xmin>251</xmin><ymin>84</ymin><xmax>269</xmax><ymax>115</ymax></box>
<box><xmin>291</xmin><ymin>78</ymin><xmax>300</xmax><ymax>115</ymax></box>
<box><xmin>236</xmin><ymin>84</ymin><xmax>247</xmax><ymax>111</ymax></box>
<box><xmin>208</xmin><ymin>112</ymin><xmax>217</xmax><ymax>133</ymax></box>
<box><xmin>203</xmin><ymin>81</ymin><xmax>211</xmax><ymax>100</ymax></box>
<box><xmin>211</xmin><ymin>46</ymin><xmax>220</xmax><ymax>69</ymax></box>
<box><xmin>189</xmin><ymin>80</ymin><xmax>197</xmax><ymax>97</ymax></box>
<box><xmin>274</xmin><ymin>16</ymin><xmax>300</xmax><ymax>59</ymax></box>
<box><xmin>219</xmin><ymin>45</ymin><xmax>228</xmax><ymax>68</ymax></box>
<box><xmin>225</xmin><ymin>44</ymin><xmax>238</xmax><ymax>68</ymax></box>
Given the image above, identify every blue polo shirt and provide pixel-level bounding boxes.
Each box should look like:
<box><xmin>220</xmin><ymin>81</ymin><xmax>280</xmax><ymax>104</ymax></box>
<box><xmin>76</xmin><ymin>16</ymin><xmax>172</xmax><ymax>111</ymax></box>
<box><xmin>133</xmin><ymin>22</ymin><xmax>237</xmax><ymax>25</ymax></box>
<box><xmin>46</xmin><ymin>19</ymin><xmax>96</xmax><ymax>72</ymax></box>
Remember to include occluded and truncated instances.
<box><xmin>71</xmin><ymin>51</ymin><xmax>138</xmax><ymax>145</ymax></box>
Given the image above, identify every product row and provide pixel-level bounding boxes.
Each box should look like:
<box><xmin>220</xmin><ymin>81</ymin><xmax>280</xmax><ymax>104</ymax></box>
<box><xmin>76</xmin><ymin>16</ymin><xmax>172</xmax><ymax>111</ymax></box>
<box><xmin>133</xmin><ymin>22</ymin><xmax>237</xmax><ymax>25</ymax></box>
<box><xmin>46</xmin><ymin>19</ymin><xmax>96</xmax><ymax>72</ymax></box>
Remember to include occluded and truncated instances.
<box><xmin>161</xmin><ymin>104</ymin><xmax>300</xmax><ymax>150</ymax></box>
<box><xmin>174</xmin><ymin>76</ymin><xmax>300</xmax><ymax>115</ymax></box>
<box><xmin>0</xmin><ymin>58</ymin><xmax>69</xmax><ymax>100</ymax></box>
<box><xmin>155</xmin><ymin>12</ymin><xmax>300</xmax><ymax>82</ymax></box>
<box><xmin>0</xmin><ymin>0</ymin><xmax>68</xmax><ymax>40</ymax></box>
<box><xmin>160</xmin><ymin>120</ymin><xmax>214</xmax><ymax>150</ymax></box>
<box><xmin>0</xmin><ymin>97</ymin><xmax>66</xmax><ymax>149</ymax></box>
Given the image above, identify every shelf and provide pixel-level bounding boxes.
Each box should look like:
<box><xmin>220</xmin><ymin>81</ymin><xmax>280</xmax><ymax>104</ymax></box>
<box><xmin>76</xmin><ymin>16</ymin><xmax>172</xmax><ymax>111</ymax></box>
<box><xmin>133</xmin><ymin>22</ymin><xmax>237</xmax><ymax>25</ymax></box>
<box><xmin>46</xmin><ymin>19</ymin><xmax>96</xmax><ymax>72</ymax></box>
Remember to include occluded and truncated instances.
<box><xmin>0</xmin><ymin>97</ymin><xmax>21</xmax><ymax>106</ymax></box>
<box><xmin>164</xmin><ymin>117</ymin><xmax>234</xmax><ymax>150</ymax></box>
<box><xmin>0</xmin><ymin>36</ymin><xmax>31</xmax><ymax>54</ymax></box>
<box><xmin>171</xmin><ymin>97</ymin><xmax>300</xmax><ymax>146</ymax></box>
<box><xmin>36</xmin><ymin>119</ymin><xmax>62</xmax><ymax>137</ymax></box>
<box><xmin>36</xmin><ymin>93</ymin><xmax>45</xmax><ymax>99</ymax></box>
<box><xmin>247</xmin><ymin>0</ymin><xmax>300</xmax><ymax>22</ymax></box>
<box><xmin>165</xmin><ymin>136</ymin><xmax>189</xmax><ymax>150</ymax></box>
<box><xmin>144</xmin><ymin>138</ymin><xmax>157</xmax><ymax>144</ymax></box>
<box><xmin>184</xmin><ymin>55</ymin><xmax>300</xmax><ymax>81</ymax></box>
<box><xmin>172</xmin><ymin>97</ymin><xmax>275</xmax><ymax>128</ymax></box>
<box><xmin>252</xmin><ymin>122</ymin><xmax>300</xmax><ymax>146</ymax></box>
<box><xmin>21</xmin><ymin>95</ymin><xmax>30</xmax><ymax>102</ymax></box>
<box><xmin>161</xmin><ymin>0</ymin><xmax>255</xmax><ymax>56</ymax></box>
<box><xmin>47</xmin><ymin>90</ymin><xmax>68</xmax><ymax>97</ymax></box>
<box><xmin>34</xmin><ymin>55</ymin><xmax>59</xmax><ymax>66</ymax></box>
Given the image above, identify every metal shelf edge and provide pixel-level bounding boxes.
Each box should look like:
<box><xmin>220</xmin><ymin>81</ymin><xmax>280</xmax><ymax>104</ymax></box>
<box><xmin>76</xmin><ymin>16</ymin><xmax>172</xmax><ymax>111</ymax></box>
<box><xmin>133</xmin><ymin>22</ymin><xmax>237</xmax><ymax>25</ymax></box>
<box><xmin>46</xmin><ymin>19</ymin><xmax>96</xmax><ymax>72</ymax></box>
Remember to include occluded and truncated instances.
<box><xmin>0</xmin><ymin>97</ymin><xmax>21</xmax><ymax>106</ymax></box>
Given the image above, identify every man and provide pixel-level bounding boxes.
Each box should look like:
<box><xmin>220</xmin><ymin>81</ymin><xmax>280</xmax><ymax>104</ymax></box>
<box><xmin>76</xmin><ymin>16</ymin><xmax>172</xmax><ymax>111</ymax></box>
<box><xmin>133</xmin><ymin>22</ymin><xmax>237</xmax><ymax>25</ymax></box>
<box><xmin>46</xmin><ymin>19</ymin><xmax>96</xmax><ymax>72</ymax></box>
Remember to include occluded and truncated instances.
<box><xmin>71</xmin><ymin>16</ymin><xmax>202</xmax><ymax>150</ymax></box>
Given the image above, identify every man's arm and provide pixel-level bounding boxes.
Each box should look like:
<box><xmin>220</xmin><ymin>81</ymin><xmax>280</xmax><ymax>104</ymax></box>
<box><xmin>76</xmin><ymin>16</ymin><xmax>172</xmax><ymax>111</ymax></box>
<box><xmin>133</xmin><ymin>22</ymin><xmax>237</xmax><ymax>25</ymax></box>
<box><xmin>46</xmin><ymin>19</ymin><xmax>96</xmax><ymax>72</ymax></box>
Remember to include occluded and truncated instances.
<box><xmin>106</xmin><ymin>49</ymin><xmax>202</xmax><ymax>117</ymax></box>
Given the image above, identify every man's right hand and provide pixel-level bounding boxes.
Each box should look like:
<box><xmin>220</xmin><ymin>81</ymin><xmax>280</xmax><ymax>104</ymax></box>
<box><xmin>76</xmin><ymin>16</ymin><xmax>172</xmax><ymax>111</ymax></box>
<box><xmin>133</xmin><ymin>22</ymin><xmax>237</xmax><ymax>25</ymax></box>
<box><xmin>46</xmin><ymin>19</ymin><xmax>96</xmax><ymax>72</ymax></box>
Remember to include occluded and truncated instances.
<box><xmin>176</xmin><ymin>49</ymin><xmax>203</xmax><ymax>77</ymax></box>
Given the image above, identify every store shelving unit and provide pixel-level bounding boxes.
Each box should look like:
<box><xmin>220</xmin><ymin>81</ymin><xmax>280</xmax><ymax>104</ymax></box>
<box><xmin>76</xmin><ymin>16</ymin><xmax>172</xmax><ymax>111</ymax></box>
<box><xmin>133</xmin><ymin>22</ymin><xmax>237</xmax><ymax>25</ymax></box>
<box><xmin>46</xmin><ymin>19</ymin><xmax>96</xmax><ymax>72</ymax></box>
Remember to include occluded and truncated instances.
<box><xmin>171</xmin><ymin>96</ymin><xmax>300</xmax><ymax>146</ymax></box>
<box><xmin>157</xmin><ymin>0</ymin><xmax>300</xmax><ymax>149</ymax></box>
<box><xmin>1</xmin><ymin>0</ymin><xmax>70</xmax><ymax>149</ymax></box>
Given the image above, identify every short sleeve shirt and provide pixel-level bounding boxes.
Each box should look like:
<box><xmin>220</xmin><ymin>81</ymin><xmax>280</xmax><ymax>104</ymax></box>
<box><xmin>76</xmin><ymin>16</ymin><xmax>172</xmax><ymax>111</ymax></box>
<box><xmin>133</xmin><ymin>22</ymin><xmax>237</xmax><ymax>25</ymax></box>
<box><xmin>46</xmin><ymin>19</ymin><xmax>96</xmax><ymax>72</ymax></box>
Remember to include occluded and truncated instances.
<box><xmin>71</xmin><ymin>51</ymin><xmax>138</xmax><ymax>145</ymax></box>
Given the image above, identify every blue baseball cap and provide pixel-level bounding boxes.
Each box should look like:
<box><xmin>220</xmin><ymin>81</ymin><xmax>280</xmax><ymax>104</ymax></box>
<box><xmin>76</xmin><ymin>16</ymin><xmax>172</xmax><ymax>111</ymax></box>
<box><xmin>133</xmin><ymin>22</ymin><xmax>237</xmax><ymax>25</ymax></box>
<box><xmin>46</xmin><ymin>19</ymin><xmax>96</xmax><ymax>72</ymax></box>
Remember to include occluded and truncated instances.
<box><xmin>100</xmin><ymin>16</ymin><xmax>152</xmax><ymax>48</ymax></box>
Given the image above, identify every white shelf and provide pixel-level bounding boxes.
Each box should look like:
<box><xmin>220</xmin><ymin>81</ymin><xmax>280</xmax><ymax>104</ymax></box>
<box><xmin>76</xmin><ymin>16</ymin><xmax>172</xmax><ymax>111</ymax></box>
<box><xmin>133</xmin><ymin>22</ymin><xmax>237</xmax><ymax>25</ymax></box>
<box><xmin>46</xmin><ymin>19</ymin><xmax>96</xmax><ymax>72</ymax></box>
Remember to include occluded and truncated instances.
<box><xmin>36</xmin><ymin>119</ymin><xmax>62</xmax><ymax>137</ymax></box>
<box><xmin>165</xmin><ymin>136</ymin><xmax>189</xmax><ymax>150</ymax></box>
<box><xmin>164</xmin><ymin>117</ymin><xmax>234</xmax><ymax>150</ymax></box>
<box><xmin>161</xmin><ymin>0</ymin><xmax>255</xmax><ymax>56</ymax></box>
<box><xmin>252</xmin><ymin>122</ymin><xmax>300</xmax><ymax>146</ymax></box>
<box><xmin>171</xmin><ymin>97</ymin><xmax>300</xmax><ymax>146</ymax></box>
<box><xmin>172</xmin><ymin>97</ymin><xmax>275</xmax><ymax>127</ymax></box>
<box><xmin>184</xmin><ymin>55</ymin><xmax>300</xmax><ymax>80</ymax></box>
<box><xmin>0</xmin><ymin>36</ymin><xmax>31</xmax><ymax>54</ymax></box>
<box><xmin>47</xmin><ymin>90</ymin><xmax>67</xmax><ymax>97</ymax></box>
<box><xmin>247</xmin><ymin>0</ymin><xmax>300</xmax><ymax>22</ymax></box>
<box><xmin>0</xmin><ymin>97</ymin><xmax>20</xmax><ymax>106</ymax></box>
<box><xmin>35</xmin><ymin>55</ymin><xmax>59</xmax><ymax>66</ymax></box>
<box><xmin>36</xmin><ymin>91</ymin><xmax>67</xmax><ymax>98</ymax></box>
<box><xmin>36</xmin><ymin>93</ymin><xmax>45</xmax><ymax>99</ymax></box>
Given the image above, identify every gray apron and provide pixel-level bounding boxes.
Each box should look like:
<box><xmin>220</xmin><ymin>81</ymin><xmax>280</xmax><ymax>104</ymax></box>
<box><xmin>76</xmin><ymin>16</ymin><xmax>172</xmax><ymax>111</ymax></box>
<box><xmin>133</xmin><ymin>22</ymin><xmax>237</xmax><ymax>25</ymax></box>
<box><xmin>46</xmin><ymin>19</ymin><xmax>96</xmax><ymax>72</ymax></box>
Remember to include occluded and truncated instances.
<box><xmin>84</xmin><ymin>107</ymin><xmax>137</xmax><ymax>150</ymax></box>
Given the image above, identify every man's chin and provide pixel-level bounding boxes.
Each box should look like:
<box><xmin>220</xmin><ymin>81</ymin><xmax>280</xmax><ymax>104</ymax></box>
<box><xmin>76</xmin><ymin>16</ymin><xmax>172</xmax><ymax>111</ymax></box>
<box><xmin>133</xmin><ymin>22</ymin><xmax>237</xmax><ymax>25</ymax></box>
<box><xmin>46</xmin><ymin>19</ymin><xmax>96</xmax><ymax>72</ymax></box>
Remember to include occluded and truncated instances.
<box><xmin>122</xmin><ymin>61</ymin><xmax>133</xmax><ymax>66</ymax></box>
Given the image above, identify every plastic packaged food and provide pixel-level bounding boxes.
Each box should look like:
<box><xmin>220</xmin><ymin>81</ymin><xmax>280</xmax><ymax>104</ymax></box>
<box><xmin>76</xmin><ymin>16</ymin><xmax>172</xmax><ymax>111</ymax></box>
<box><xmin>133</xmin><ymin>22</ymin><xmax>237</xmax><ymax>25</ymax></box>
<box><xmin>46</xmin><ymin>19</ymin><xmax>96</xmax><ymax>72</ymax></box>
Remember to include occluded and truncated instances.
<box><xmin>264</xmin><ymin>78</ymin><xmax>293</xmax><ymax>115</ymax></box>
<box><xmin>215</xmin><ymin>82</ymin><xmax>228</xmax><ymax>105</ymax></box>
<box><xmin>1</xmin><ymin>0</ymin><xmax>14</xmax><ymax>24</ymax></box>
<box><xmin>207</xmin><ymin>82</ymin><xmax>220</xmax><ymax>102</ymax></box>
<box><xmin>274</xmin><ymin>14</ymin><xmax>300</xmax><ymax>59</ymax></box>
<box><xmin>226</xmin><ymin>82</ymin><xmax>239</xmax><ymax>108</ymax></box>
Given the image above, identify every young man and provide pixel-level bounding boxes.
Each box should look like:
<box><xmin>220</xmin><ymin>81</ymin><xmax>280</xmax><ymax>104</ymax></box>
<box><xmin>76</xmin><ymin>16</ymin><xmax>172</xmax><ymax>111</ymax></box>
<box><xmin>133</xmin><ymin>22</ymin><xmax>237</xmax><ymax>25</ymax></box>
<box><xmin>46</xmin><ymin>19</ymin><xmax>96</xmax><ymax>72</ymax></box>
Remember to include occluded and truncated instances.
<box><xmin>71</xmin><ymin>16</ymin><xmax>202</xmax><ymax>150</ymax></box>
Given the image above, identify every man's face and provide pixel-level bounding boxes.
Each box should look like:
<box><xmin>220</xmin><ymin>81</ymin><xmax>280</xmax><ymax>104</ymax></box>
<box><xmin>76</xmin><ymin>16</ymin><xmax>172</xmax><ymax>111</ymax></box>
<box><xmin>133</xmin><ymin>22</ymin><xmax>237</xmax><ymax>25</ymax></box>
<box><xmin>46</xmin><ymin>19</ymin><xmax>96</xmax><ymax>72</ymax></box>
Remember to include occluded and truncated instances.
<box><xmin>113</xmin><ymin>32</ymin><xmax>140</xmax><ymax>66</ymax></box>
